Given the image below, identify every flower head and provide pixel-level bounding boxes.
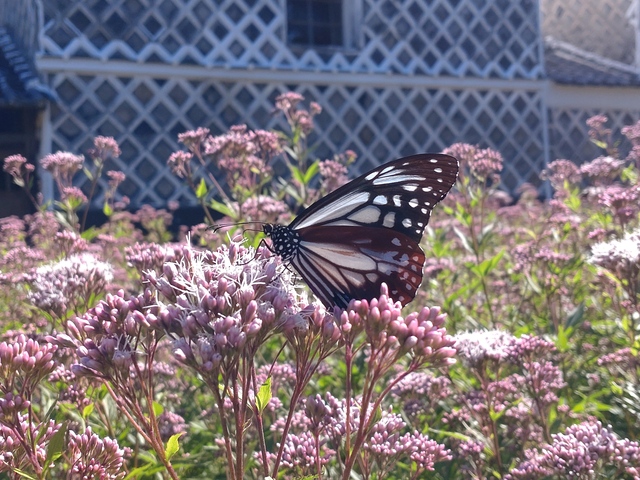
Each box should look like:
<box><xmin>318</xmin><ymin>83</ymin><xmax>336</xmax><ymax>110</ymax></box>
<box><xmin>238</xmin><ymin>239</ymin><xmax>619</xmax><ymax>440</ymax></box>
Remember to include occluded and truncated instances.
<box><xmin>27</xmin><ymin>253</ymin><xmax>114</xmax><ymax>319</ymax></box>
<box><xmin>91</xmin><ymin>136</ymin><xmax>121</xmax><ymax>159</ymax></box>
<box><xmin>67</xmin><ymin>427</ymin><xmax>126</xmax><ymax>479</ymax></box>
<box><xmin>275</xmin><ymin>92</ymin><xmax>305</xmax><ymax>111</ymax></box>
<box><xmin>319</xmin><ymin>159</ymin><xmax>349</xmax><ymax>193</ymax></box>
<box><xmin>454</xmin><ymin>330</ymin><xmax>517</xmax><ymax>368</ymax></box>
<box><xmin>239</xmin><ymin>195</ymin><xmax>290</xmax><ymax>223</ymax></box>
<box><xmin>579</xmin><ymin>155</ymin><xmax>624</xmax><ymax>183</ymax></box>
<box><xmin>596</xmin><ymin>184</ymin><xmax>640</xmax><ymax>225</ymax></box>
<box><xmin>63</xmin><ymin>288</ymin><xmax>160</xmax><ymax>380</ymax></box>
<box><xmin>144</xmin><ymin>242</ymin><xmax>301</xmax><ymax>375</ymax></box>
<box><xmin>589</xmin><ymin>228</ymin><xmax>640</xmax><ymax>282</ymax></box>
<box><xmin>3</xmin><ymin>154</ymin><xmax>34</xmax><ymax>180</ymax></box>
<box><xmin>178</xmin><ymin>127</ymin><xmax>210</xmax><ymax>150</ymax></box>
<box><xmin>0</xmin><ymin>334</ymin><xmax>57</xmax><ymax>394</ymax></box>
<box><xmin>506</xmin><ymin>421</ymin><xmax>640</xmax><ymax>479</ymax></box>
<box><xmin>340</xmin><ymin>284</ymin><xmax>456</xmax><ymax>367</ymax></box>
<box><xmin>443</xmin><ymin>143</ymin><xmax>502</xmax><ymax>183</ymax></box>
<box><xmin>40</xmin><ymin>151</ymin><xmax>84</xmax><ymax>179</ymax></box>
<box><xmin>541</xmin><ymin>159</ymin><xmax>581</xmax><ymax>189</ymax></box>
<box><xmin>167</xmin><ymin>151</ymin><xmax>193</xmax><ymax>178</ymax></box>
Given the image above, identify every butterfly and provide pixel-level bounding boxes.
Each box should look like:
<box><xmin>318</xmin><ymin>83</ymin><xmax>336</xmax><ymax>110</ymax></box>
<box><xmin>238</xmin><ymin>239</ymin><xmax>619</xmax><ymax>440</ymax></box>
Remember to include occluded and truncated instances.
<box><xmin>263</xmin><ymin>154</ymin><xmax>459</xmax><ymax>309</ymax></box>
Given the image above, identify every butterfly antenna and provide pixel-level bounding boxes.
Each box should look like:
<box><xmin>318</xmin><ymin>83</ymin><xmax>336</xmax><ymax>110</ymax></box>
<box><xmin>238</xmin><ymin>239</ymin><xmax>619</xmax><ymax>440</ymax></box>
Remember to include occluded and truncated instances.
<box><xmin>210</xmin><ymin>221</ymin><xmax>267</xmax><ymax>233</ymax></box>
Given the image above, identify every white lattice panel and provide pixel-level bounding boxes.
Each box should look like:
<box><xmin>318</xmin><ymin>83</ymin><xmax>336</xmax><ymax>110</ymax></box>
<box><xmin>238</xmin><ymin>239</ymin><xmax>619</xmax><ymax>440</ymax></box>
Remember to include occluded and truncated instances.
<box><xmin>541</xmin><ymin>0</ymin><xmax>636</xmax><ymax>65</ymax></box>
<box><xmin>547</xmin><ymin>107</ymin><xmax>640</xmax><ymax>164</ymax></box>
<box><xmin>41</xmin><ymin>0</ymin><xmax>544</xmax><ymax>79</ymax></box>
<box><xmin>47</xmin><ymin>71</ymin><xmax>548</xmax><ymax>207</ymax></box>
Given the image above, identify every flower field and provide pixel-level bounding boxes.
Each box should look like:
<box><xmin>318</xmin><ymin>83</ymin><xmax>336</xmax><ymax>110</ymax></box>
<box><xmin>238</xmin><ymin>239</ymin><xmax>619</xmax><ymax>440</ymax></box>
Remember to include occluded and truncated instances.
<box><xmin>1</xmin><ymin>94</ymin><xmax>640</xmax><ymax>479</ymax></box>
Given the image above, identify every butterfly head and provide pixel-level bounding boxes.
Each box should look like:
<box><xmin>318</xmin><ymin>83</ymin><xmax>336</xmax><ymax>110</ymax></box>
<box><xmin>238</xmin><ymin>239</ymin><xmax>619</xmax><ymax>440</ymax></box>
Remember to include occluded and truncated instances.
<box><xmin>263</xmin><ymin>223</ymin><xmax>300</xmax><ymax>261</ymax></box>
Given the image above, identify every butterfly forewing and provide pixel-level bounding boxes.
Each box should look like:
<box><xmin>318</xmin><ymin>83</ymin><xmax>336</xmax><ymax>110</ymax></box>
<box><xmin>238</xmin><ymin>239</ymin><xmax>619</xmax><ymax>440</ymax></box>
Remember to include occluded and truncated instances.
<box><xmin>265</xmin><ymin>153</ymin><xmax>458</xmax><ymax>308</ymax></box>
<box><xmin>290</xmin><ymin>154</ymin><xmax>458</xmax><ymax>243</ymax></box>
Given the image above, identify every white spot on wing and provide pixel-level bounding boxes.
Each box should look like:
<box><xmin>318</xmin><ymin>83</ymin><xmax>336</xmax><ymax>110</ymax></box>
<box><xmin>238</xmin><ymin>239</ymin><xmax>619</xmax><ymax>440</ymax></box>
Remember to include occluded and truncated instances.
<box><xmin>301</xmin><ymin>242</ymin><xmax>377</xmax><ymax>270</ymax></box>
<box><xmin>409</xmin><ymin>198</ymin><xmax>419</xmax><ymax>208</ymax></box>
<box><xmin>341</xmin><ymin>269</ymin><xmax>365</xmax><ymax>286</ymax></box>
<box><xmin>403</xmin><ymin>184</ymin><xmax>418</xmax><ymax>192</ymax></box>
<box><xmin>383</xmin><ymin>212</ymin><xmax>396</xmax><ymax>227</ymax></box>
<box><xmin>373</xmin><ymin>195</ymin><xmax>388</xmax><ymax>205</ymax></box>
<box><xmin>393</xmin><ymin>195</ymin><xmax>402</xmax><ymax>206</ymax></box>
<box><xmin>347</xmin><ymin>206</ymin><xmax>381</xmax><ymax>223</ymax></box>
<box><xmin>372</xmin><ymin>174</ymin><xmax>426</xmax><ymax>186</ymax></box>
<box><xmin>293</xmin><ymin>191</ymin><xmax>370</xmax><ymax>229</ymax></box>
<box><xmin>402</xmin><ymin>218</ymin><xmax>412</xmax><ymax>228</ymax></box>
<box><xmin>391</xmin><ymin>237</ymin><xmax>401</xmax><ymax>246</ymax></box>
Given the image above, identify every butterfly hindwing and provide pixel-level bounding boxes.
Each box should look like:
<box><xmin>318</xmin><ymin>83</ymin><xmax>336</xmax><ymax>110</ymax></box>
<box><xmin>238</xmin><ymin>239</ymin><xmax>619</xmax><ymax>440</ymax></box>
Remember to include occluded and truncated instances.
<box><xmin>290</xmin><ymin>226</ymin><xmax>426</xmax><ymax>309</ymax></box>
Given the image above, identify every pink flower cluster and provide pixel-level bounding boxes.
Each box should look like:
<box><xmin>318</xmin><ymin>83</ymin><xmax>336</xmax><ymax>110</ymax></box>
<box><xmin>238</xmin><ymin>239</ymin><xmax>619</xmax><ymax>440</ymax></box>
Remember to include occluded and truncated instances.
<box><xmin>339</xmin><ymin>284</ymin><xmax>457</xmax><ymax>366</ymax></box>
<box><xmin>26</xmin><ymin>253</ymin><xmax>114</xmax><ymax>320</ymax></box>
<box><xmin>274</xmin><ymin>92</ymin><xmax>322</xmax><ymax>135</ymax></box>
<box><xmin>507</xmin><ymin>421</ymin><xmax>640</xmax><ymax>479</ymax></box>
<box><xmin>444</xmin><ymin>143</ymin><xmax>503</xmax><ymax>182</ymax></box>
<box><xmin>143</xmin><ymin>242</ymin><xmax>301</xmax><ymax>373</ymax></box>
<box><xmin>67</xmin><ymin>427</ymin><xmax>126</xmax><ymax>479</ymax></box>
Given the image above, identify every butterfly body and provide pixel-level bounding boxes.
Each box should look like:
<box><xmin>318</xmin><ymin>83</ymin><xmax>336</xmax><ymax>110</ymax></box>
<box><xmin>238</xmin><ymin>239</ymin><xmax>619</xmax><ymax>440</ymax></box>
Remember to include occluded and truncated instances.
<box><xmin>264</xmin><ymin>154</ymin><xmax>458</xmax><ymax>309</ymax></box>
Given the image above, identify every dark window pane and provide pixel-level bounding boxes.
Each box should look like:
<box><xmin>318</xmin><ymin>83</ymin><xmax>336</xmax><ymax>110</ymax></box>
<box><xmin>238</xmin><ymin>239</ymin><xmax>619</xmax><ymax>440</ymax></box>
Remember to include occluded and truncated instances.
<box><xmin>312</xmin><ymin>2</ymin><xmax>330</xmax><ymax>22</ymax></box>
<box><xmin>330</xmin><ymin>2</ymin><xmax>342</xmax><ymax>23</ymax></box>
<box><xmin>287</xmin><ymin>0</ymin><xmax>343</xmax><ymax>47</ymax></box>
<box><xmin>288</xmin><ymin>0</ymin><xmax>309</xmax><ymax>20</ymax></box>
<box><xmin>288</xmin><ymin>23</ymin><xmax>310</xmax><ymax>44</ymax></box>
<box><xmin>313</xmin><ymin>26</ymin><xmax>332</xmax><ymax>45</ymax></box>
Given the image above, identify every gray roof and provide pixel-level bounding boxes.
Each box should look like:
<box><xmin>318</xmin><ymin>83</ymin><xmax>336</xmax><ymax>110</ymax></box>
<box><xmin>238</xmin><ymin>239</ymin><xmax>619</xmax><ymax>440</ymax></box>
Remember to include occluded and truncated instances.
<box><xmin>0</xmin><ymin>26</ymin><xmax>54</xmax><ymax>106</ymax></box>
<box><xmin>544</xmin><ymin>37</ymin><xmax>640</xmax><ymax>87</ymax></box>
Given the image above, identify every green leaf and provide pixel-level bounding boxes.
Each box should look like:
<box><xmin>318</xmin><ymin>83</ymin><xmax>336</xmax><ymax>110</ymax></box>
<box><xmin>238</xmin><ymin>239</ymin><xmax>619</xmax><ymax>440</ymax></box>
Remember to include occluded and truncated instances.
<box><xmin>195</xmin><ymin>178</ymin><xmax>208</xmax><ymax>199</ymax></box>
<box><xmin>82</xmin><ymin>403</ymin><xmax>95</xmax><ymax>419</ymax></box>
<box><xmin>44</xmin><ymin>421</ymin><xmax>67</xmax><ymax>471</ymax></box>
<box><xmin>165</xmin><ymin>432</ymin><xmax>185</xmax><ymax>460</ymax></box>
<box><xmin>80</xmin><ymin>226</ymin><xmax>99</xmax><ymax>241</ymax></box>
<box><xmin>302</xmin><ymin>160</ymin><xmax>320</xmax><ymax>184</ymax></box>
<box><xmin>488</xmin><ymin>407</ymin><xmax>506</xmax><ymax>422</ymax></box>
<box><xmin>152</xmin><ymin>401</ymin><xmax>164</xmax><ymax>417</ymax></box>
<box><xmin>290</xmin><ymin>165</ymin><xmax>304</xmax><ymax>184</ymax></box>
<box><xmin>103</xmin><ymin>202</ymin><xmax>113</xmax><ymax>217</ymax></box>
<box><xmin>125</xmin><ymin>463</ymin><xmax>165</xmax><ymax>479</ymax></box>
<box><xmin>12</xmin><ymin>468</ymin><xmax>37</xmax><ymax>480</ymax></box>
<box><xmin>590</xmin><ymin>139</ymin><xmax>608</xmax><ymax>150</ymax></box>
<box><xmin>428</xmin><ymin>428</ymin><xmax>472</xmax><ymax>442</ymax></box>
<box><xmin>83</xmin><ymin>166</ymin><xmax>94</xmax><ymax>181</ymax></box>
<box><xmin>209</xmin><ymin>199</ymin><xmax>235</xmax><ymax>217</ymax></box>
<box><xmin>470</xmin><ymin>250</ymin><xmax>505</xmax><ymax>277</ymax></box>
<box><xmin>256</xmin><ymin>377</ymin><xmax>273</xmax><ymax>413</ymax></box>
<box><xmin>556</xmin><ymin>326</ymin><xmax>569</xmax><ymax>352</ymax></box>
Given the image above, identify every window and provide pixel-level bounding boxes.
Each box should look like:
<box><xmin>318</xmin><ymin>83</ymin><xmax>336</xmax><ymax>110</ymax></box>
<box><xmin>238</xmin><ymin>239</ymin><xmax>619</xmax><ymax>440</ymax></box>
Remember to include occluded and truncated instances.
<box><xmin>287</xmin><ymin>0</ymin><xmax>344</xmax><ymax>47</ymax></box>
